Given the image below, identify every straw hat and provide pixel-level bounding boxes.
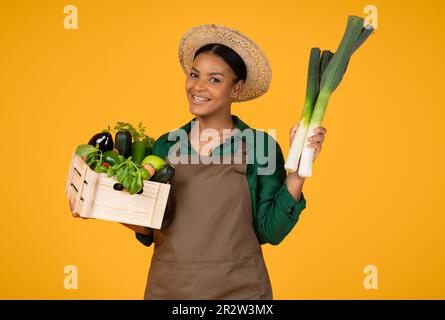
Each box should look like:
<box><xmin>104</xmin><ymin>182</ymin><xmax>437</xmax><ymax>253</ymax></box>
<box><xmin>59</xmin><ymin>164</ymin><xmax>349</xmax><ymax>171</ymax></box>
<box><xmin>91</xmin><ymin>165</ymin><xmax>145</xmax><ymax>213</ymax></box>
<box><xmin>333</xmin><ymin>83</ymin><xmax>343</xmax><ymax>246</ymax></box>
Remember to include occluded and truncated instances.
<box><xmin>178</xmin><ymin>24</ymin><xmax>272</xmax><ymax>102</ymax></box>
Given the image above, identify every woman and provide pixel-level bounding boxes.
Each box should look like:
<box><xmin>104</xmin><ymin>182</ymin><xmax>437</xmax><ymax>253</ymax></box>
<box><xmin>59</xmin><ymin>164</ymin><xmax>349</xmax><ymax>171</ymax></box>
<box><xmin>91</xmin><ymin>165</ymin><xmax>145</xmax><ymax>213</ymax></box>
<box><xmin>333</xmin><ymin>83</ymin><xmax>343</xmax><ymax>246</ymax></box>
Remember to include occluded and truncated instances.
<box><xmin>70</xmin><ymin>24</ymin><xmax>327</xmax><ymax>300</ymax></box>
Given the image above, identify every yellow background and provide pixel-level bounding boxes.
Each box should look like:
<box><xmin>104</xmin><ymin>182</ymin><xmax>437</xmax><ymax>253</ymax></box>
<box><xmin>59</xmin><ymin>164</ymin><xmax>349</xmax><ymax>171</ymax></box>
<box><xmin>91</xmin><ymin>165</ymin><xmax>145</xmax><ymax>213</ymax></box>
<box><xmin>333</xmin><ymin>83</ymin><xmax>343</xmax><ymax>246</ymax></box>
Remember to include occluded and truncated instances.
<box><xmin>1</xmin><ymin>0</ymin><xmax>443</xmax><ymax>299</ymax></box>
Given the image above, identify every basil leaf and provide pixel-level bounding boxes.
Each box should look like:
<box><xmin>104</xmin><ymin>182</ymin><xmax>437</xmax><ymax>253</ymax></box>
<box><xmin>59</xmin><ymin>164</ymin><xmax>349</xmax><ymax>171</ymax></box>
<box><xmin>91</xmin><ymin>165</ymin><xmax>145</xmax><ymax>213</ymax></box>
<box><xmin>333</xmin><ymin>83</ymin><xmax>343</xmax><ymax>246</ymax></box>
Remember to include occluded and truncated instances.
<box><xmin>136</xmin><ymin>177</ymin><xmax>143</xmax><ymax>188</ymax></box>
<box><xmin>75</xmin><ymin>144</ymin><xmax>96</xmax><ymax>157</ymax></box>
<box><xmin>107</xmin><ymin>167</ymin><xmax>115</xmax><ymax>177</ymax></box>
<box><xmin>122</xmin><ymin>176</ymin><xmax>132</xmax><ymax>190</ymax></box>
<box><xmin>129</xmin><ymin>178</ymin><xmax>140</xmax><ymax>194</ymax></box>
<box><xmin>117</xmin><ymin>167</ymin><xmax>128</xmax><ymax>183</ymax></box>
<box><xmin>129</xmin><ymin>179</ymin><xmax>136</xmax><ymax>194</ymax></box>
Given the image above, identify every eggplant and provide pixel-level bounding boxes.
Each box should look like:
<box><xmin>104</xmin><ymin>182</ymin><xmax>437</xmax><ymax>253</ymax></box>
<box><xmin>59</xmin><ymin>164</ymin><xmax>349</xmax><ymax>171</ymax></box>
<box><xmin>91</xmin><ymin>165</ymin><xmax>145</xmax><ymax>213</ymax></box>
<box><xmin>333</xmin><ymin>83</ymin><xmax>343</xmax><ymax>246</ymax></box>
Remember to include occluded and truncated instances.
<box><xmin>115</xmin><ymin>130</ymin><xmax>132</xmax><ymax>158</ymax></box>
<box><xmin>88</xmin><ymin>132</ymin><xmax>114</xmax><ymax>152</ymax></box>
<box><xmin>151</xmin><ymin>164</ymin><xmax>175</xmax><ymax>183</ymax></box>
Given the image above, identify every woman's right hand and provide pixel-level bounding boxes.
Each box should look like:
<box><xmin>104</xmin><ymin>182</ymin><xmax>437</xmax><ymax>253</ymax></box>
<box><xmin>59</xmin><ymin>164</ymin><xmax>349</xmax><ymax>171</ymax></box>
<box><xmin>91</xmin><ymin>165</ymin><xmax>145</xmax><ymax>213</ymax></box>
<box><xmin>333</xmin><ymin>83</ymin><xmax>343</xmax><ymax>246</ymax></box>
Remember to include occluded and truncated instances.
<box><xmin>68</xmin><ymin>196</ymin><xmax>89</xmax><ymax>219</ymax></box>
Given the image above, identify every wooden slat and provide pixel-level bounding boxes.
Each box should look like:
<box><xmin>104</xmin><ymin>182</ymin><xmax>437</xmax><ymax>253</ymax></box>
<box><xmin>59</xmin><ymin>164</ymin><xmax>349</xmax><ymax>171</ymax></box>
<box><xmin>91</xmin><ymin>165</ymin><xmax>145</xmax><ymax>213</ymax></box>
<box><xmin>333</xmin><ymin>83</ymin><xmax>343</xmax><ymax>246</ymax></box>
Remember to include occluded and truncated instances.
<box><xmin>92</xmin><ymin>178</ymin><xmax>159</xmax><ymax>226</ymax></box>
<box><xmin>151</xmin><ymin>182</ymin><xmax>171</xmax><ymax>229</ymax></box>
<box><xmin>71</xmin><ymin>168</ymin><xmax>84</xmax><ymax>192</ymax></box>
<box><xmin>74</xmin><ymin>161</ymin><xmax>88</xmax><ymax>215</ymax></box>
<box><xmin>79</xmin><ymin>168</ymin><xmax>99</xmax><ymax>218</ymax></box>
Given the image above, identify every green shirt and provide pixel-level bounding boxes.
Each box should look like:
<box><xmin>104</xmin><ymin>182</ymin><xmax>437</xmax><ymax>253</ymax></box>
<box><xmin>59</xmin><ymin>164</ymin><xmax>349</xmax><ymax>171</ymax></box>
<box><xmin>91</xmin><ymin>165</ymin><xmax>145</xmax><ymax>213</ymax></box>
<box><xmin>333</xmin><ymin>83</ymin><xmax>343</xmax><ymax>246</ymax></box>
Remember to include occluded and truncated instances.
<box><xmin>136</xmin><ymin>115</ymin><xmax>307</xmax><ymax>246</ymax></box>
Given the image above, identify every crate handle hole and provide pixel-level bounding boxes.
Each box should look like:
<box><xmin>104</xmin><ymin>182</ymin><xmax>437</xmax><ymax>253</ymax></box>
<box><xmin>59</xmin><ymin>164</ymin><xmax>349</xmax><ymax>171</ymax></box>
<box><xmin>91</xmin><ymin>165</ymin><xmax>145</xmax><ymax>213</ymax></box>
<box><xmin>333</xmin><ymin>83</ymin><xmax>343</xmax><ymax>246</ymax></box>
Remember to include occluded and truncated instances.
<box><xmin>74</xmin><ymin>168</ymin><xmax>81</xmax><ymax>177</ymax></box>
<box><xmin>70</xmin><ymin>183</ymin><xmax>78</xmax><ymax>193</ymax></box>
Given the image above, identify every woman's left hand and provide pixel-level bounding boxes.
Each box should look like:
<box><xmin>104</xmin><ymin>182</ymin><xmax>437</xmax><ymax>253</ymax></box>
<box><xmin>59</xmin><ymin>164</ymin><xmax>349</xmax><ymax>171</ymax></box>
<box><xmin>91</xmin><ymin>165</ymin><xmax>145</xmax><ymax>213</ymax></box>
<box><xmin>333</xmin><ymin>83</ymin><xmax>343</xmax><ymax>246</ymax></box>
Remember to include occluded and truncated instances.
<box><xmin>290</xmin><ymin>124</ymin><xmax>327</xmax><ymax>162</ymax></box>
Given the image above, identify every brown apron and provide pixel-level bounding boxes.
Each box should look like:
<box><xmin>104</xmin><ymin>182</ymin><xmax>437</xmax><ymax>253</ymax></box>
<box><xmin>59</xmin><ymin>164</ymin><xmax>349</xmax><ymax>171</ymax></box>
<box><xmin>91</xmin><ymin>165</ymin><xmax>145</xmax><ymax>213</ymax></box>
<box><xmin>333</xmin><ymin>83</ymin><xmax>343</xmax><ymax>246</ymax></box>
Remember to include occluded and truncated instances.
<box><xmin>144</xmin><ymin>139</ymin><xmax>273</xmax><ymax>300</ymax></box>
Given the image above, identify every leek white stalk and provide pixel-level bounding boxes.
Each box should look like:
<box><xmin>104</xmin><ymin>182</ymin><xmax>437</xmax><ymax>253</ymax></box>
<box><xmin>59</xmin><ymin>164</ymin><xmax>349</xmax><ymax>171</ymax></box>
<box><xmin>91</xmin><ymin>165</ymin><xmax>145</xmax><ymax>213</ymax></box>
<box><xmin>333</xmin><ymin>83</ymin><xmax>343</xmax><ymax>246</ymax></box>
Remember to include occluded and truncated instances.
<box><xmin>298</xmin><ymin>16</ymin><xmax>374</xmax><ymax>178</ymax></box>
<box><xmin>285</xmin><ymin>48</ymin><xmax>320</xmax><ymax>172</ymax></box>
<box><xmin>285</xmin><ymin>49</ymin><xmax>334</xmax><ymax>172</ymax></box>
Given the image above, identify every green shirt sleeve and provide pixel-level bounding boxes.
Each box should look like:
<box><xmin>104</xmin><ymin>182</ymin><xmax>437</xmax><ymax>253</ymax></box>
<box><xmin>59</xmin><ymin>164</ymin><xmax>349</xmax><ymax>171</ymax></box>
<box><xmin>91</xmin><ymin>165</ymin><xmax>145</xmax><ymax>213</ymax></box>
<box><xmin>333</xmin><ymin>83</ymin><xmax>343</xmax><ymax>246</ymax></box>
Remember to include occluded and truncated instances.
<box><xmin>254</xmin><ymin>132</ymin><xmax>307</xmax><ymax>245</ymax></box>
<box><xmin>135</xmin><ymin>229</ymin><xmax>154</xmax><ymax>247</ymax></box>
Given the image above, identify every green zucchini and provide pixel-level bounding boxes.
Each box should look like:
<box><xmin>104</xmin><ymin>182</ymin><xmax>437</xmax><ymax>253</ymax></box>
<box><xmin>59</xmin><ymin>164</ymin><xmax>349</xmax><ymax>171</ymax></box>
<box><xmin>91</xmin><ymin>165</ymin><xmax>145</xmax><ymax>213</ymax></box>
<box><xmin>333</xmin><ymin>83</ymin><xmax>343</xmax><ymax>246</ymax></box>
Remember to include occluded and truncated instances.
<box><xmin>151</xmin><ymin>164</ymin><xmax>175</xmax><ymax>183</ymax></box>
<box><xmin>115</xmin><ymin>130</ymin><xmax>132</xmax><ymax>158</ymax></box>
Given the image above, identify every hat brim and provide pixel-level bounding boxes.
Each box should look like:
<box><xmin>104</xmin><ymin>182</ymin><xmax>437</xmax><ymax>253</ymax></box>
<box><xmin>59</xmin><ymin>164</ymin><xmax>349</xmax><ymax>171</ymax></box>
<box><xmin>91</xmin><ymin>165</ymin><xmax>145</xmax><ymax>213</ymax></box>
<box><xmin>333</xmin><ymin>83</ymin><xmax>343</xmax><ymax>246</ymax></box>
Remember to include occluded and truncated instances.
<box><xmin>178</xmin><ymin>24</ymin><xmax>272</xmax><ymax>102</ymax></box>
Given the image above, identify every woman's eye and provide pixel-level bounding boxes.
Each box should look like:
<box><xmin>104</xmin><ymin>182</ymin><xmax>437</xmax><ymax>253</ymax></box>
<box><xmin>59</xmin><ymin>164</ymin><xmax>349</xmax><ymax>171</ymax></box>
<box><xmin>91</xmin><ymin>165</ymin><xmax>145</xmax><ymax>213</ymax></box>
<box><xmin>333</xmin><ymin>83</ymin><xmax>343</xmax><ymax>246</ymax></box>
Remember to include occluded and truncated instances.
<box><xmin>189</xmin><ymin>73</ymin><xmax>220</xmax><ymax>83</ymax></box>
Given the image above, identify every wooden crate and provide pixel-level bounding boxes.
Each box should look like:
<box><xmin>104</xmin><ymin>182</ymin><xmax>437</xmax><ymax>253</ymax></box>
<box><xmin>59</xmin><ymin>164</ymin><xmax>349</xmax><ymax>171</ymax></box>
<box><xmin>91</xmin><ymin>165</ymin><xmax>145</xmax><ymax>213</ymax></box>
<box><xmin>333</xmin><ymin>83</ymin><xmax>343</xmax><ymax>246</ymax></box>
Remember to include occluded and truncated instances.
<box><xmin>65</xmin><ymin>152</ymin><xmax>170</xmax><ymax>229</ymax></box>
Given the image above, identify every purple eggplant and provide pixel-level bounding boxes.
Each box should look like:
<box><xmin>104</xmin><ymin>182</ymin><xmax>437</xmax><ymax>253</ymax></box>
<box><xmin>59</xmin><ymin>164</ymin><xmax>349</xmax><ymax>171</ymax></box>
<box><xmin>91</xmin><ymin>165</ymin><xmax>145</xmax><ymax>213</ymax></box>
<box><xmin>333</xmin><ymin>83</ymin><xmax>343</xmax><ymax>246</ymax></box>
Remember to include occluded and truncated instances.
<box><xmin>88</xmin><ymin>132</ymin><xmax>114</xmax><ymax>152</ymax></box>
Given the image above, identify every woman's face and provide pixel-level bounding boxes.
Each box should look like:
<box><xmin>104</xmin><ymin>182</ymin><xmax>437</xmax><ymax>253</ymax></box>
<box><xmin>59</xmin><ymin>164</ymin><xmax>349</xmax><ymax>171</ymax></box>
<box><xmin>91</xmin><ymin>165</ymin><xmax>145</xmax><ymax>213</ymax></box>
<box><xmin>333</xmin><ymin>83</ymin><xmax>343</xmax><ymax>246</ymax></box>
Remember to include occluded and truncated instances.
<box><xmin>185</xmin><ymin>52</ymin><xmax>244</xmax><ymax>117</ymax></box>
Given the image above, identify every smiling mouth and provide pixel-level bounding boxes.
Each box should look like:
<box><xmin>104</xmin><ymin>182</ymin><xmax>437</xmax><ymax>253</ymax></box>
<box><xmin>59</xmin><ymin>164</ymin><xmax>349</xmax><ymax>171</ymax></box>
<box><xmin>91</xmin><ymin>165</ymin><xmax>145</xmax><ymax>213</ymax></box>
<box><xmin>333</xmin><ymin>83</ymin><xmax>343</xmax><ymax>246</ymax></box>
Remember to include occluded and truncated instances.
<box><xmin>191</xmin><ymin>94</ymin><xmax>211</xmax><ymax>104</ymax></box>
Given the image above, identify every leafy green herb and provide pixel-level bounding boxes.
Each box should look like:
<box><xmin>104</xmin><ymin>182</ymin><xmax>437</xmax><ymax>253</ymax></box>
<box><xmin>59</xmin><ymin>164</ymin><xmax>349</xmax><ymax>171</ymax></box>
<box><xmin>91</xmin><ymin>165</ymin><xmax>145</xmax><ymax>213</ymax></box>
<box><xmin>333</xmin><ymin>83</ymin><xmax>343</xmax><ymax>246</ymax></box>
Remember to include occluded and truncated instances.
<box><xmin>112</xmin><ymin>121</ymin><xmax>155</xmax><ymax>153</ymax></box>
<box><xmin>107</xmin><ymin>166</ymin><xmax>115</xmax><ymax>177</ymax></box>
<box><xmin>75</xmin><ymin>144</ymin><xmax>96</xmax><ymax>157</ymax></box>
<box><xmin>94</xmin><ymin>164</ymin><xmax>108</xmax><ymax>173</ymax></box>
<box><xmin>75</xmin><ymin>121</ymin><xmax>155</xmax><ymax>194</ymax></box>
<box><xmin>75</xmin><ymin>144</ymin><xmax>103</xmax><ymax>170</ymax></box>
<box><xmin>114</xmin><ymin>157</ymin><xmax>145</xmax><ymax>194</ymax></box>
<box><xmin>136</xmin><ymin>122</ymin><xmax>155</xmax><ymax>152</ymax></box>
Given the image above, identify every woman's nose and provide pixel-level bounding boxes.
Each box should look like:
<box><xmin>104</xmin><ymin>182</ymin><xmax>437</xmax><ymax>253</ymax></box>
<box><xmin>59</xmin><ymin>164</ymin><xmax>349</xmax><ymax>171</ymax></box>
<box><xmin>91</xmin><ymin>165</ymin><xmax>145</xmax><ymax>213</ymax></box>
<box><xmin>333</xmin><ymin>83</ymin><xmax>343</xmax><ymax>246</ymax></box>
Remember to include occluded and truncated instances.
<box><xmin>193</xmin><ymin>78</ymin><xmax>207</xmax><ymax>92</ymax></box>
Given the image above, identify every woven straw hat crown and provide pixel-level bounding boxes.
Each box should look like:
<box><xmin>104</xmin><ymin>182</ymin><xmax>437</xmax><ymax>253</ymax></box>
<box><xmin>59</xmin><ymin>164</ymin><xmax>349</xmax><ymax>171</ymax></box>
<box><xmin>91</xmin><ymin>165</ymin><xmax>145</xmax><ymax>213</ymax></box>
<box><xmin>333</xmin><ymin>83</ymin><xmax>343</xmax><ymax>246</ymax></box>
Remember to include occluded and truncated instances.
<box><xmin>178</xmin><ymin>24</ymin><xmax>272</xmax><ymax>102</ymax></box>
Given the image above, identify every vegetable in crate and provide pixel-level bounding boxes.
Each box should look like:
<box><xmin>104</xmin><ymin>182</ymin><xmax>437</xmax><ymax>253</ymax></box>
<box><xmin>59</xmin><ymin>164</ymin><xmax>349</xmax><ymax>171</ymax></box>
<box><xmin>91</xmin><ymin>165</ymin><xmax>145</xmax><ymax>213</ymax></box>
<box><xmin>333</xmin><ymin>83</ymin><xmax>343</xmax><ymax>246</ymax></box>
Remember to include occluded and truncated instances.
<box><xmin>103</xmin><ymin>150</ymin><xmax>122</xmax><ymax>166</ymax></box>
<box><xmin>75</xmin><ymin>144</ymin><xmax>103</xmax><ymax>170</ymax></box>
<box><xmin>76</xmin><ymin>144</ymin><xmax>97</xmax><ymax>158</ymax></box>
<box><xmin>151</xmin><ymin>164</ymin><xmax>175</xmax><ymax>183</ymax></box>
<box><xmin>141</xmin><ymin>155</ymin><xmax>175</xmax><ymax>183</ymax></box>
<box><xmin>115</xmin><ymin>130</ymin><xmax>132</xmax><ymax>158</ymax></box>
<box><xmin>142</xmin><ymin>155</ymin><xmax>165</xmax><ymax>171</ymax></box>
<box><xmin>88</xmin><ymin>132</ymin><xmax>114</xmax><ymax>152</ymax></box>
<box><xmin>113</xmin><ymin>122</ymin><xmax>155</xmax><ymax>164</ymax></box>
<box><xmin>74</xmin><ymin>121</ymin><xmax>158</xmax><ymax>194</ymax></box>
<box><xmin>143</xmin><ymin>163</ymin><xmax>156</xmax><ymax>178</ymax></box>
<box><xmin>112</xmin><ymin>157</ymin><xmax>152</xmax><ymax>194</ymax></box>
<box><xmin>113</xmin><ymin>183</ymin><xmax>124</xmax><ymax>191</ymax></box>
<box><xmin>132</xmin><ymin>141</ymin><xmax>148</xmax><ymax>165</ymax></box>
<box><xmin>140</xmin><ymin>167</ymin><xmax>150</xmax><ymax>180</ymax></box>
<box><xmin>94</xmin><ymin>163</ymin><xmax>108</xmax><ymax>173</ymax></box>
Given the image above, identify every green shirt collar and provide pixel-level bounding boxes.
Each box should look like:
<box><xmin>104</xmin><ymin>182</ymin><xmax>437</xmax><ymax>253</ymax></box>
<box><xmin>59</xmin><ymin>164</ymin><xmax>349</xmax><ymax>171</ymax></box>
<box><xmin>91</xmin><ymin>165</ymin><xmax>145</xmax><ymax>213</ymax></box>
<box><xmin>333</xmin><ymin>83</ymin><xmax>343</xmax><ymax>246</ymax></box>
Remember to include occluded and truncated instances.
<box><xmin>175</xmin><ymin>115</ymin><xmax>252</xmax><ymax>156</ymax></box>
<box><xmin>178</xmin><ymin>114</ymin><xmax>250</xmax><ymax>133</ymax></box>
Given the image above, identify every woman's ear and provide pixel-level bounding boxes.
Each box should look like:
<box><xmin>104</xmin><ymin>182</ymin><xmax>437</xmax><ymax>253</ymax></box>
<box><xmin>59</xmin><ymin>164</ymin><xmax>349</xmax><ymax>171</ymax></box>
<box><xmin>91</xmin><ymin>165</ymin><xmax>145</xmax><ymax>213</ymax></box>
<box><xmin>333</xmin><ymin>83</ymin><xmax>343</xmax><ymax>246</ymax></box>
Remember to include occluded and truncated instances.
<box><xmin>230</xmin><ymin>79</ymin><xmax>245</xmax><ymax>100</ymax></box>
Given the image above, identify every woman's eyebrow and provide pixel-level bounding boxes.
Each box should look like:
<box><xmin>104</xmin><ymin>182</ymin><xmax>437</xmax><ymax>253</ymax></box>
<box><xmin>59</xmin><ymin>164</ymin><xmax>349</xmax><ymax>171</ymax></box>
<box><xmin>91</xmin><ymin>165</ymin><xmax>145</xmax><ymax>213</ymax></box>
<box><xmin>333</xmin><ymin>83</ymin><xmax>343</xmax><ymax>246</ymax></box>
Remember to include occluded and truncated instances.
<box><xmin>191</xmin><ymin>67</ymin><xmax>225</xmax><ymax>77</ymax></box>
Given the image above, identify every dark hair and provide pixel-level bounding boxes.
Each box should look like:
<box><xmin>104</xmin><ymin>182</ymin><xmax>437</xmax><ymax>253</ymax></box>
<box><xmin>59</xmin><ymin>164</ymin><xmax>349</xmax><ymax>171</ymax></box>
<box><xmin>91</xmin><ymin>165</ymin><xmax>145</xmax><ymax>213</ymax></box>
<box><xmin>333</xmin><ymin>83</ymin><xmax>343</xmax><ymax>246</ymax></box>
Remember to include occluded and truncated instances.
<box><xmin>193</xmin><ymin>43</ymin><xmax>247</xmax><ymax>84</ymax></box>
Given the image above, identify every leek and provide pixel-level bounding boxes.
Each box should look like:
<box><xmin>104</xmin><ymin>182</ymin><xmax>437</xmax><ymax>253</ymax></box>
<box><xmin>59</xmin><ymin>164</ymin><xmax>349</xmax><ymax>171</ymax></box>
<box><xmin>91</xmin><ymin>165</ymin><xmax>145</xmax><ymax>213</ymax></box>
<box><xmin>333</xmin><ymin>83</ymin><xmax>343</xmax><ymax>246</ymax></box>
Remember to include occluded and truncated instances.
<box><xmin>320</xmin><ymin>50</ymin><xmax>334</xmax><ymax>77</ymax></box>
<box><xmin>284</xmin><ymin>48</ymin><xmax>333</xmax><ymax>172</ymax></box>
<box><xmin>297</xmin><ymin>16</ymin><xmax>374</xmax><ymax>178</ymax></box>
<box><xmin>284</xmin><ymin>48</ymin><xmax>320</xmax><ymax>172</ymax></box>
